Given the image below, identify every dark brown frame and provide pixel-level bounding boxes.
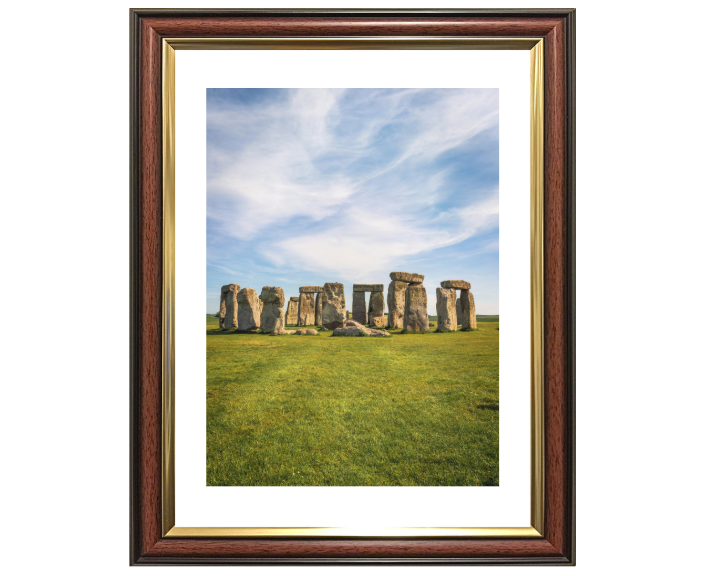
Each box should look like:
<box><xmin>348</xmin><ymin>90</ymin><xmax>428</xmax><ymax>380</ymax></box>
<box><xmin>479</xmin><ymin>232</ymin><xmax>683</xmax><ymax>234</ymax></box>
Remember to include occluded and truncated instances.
<box><xmin>130</xmin><ymin>8</ymin><xmax>575</xmax><ymax>565</ymax></box>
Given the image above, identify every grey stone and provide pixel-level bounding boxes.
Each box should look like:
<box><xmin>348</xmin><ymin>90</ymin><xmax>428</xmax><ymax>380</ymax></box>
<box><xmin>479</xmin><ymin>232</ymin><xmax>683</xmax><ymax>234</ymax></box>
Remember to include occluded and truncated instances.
<box><xmin>299</xmin><ymin>285</ymin><xmax>324</xmax><ymax>294</ymax></box>
<box><xmin>314</xmin><ymin>293</ymin><xmax>323</xmax><ymax>325</ymax></box>
<box><xmin>456</xmin><ymin>298</ymin><xmax>462</xmax><ymax>331</ymax></box>
<box><xmin>219</xmin><ymin>285</ymin><xmax>230</xmax><ymax>330</ymax></box>
<box><xmin>281</xmin><ymin>330</ymin><xmax>297</xmax><ymax>335</ymax></box>
<box><xmin>345</xmin><ymin>319</ymin><xmax>364</xmax><ymax>328</ymax></box>
<box><xmin>353</xmin><ymin>283</ymin><xmax>383</xmax><ymax>292</ymax></box>
<box><xmin>260</xmin><ymin>286</ymin><xmax>285</xmax><ymax>307</ymax></box>
<box><xmin>368</xmin><ymin>291</ymin><xmax>385</xmax><ymax>322</ymax></box>
<box><xmin>370</xmin><ymin>316</ymin><xmax>388</xmax><ymax>327</ymax></box>
<box><xmin>366</xmin><ymin>328</ymin><xmax>390</xmax><ymax>336</ymax></box>
<box><xmin>237</xmin><ymin>288</ymin><xmax>261</xmax><ymax>332</ymax></box>
<box><xmin>333</xmin><ymin>326</ymin><xmax>366</xmax><ymax>337</ymax></box>
<box><xmin>390</xmin><ymin>271</ymin><xmax>424</xmax><ymax>284</ymax></box>
<box><xmin>297</xmin><ymin>292</ymin><xmax>315</xmax><ymax>325</ymax></box>
<box><xmin>285</xmin><ymin>298</ymin><xmax>299</xmax><ymax>327</ymax></box>
<box><xmin>436</xmin><ymin>287</ymin><xmax>457</xmax><ymax>331</ymax></box>
<box><xmin>441</xmin><ymin>280</ymin><xmax>471</xmax><ymax>290</ymax></box>
<box><xmin>260</xmin><ymin>286</ymin><xmax>286</xmax><ymax>334</ymax></box>
<box><xmin>351</xmin><ymin>290</ymin><xmax>367</xmax><ymax>324</ymax></box>
<box><xmin>222</xmin><ymin>284</ymin><xmax>241</xmax><ymax>330</ymax></box>
<box><xmin>387</xmin><ymin>280</ymin><xmax>408</xmax><ymax>329</ymax></box>
<box><xmin>295</xmin><ymin>328</ymin><xmax>318</xmax><ymax>335</ymax></box>
<box><xmin>321</xmin><ymin>283</ymin><xmax>346</xmax><ymax>330</ymax></box>
<box><xmin>289</xmin><ymin>296</ymin><xmax>300</xmax><ymax>302</ymax></box>
<box><xmin>403</xmin><ymin>285</ymin><xmax>429</xmax><ymax>332</ymax></box>
<box><xmin>460</xmin><ymin>289</ymin><xmax>477</xmax><ymax>330</ymax></box>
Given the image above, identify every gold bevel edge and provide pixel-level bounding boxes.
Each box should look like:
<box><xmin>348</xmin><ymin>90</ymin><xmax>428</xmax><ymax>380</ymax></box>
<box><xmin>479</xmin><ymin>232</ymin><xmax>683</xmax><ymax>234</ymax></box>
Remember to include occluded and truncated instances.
<box><xmin>160</xmin><ymin>37</ymin><xmax>545</xmax><ymax>539</ymax></box>
<box><xmin>167</xmin><ymin>37</ymin><xmax>542</xmax><ymax>50</ymax></box>
<box><xmin>529</xmin><ymin>40</ymin><xmax>545</xmax><ymax>536</ymax></box>
<box><xmin>161</xmin><ymin>39</ymin><xmax>176</xmax><ymax>536</ymax></box>
<box><xmin>166</xmin><ymin>527</ymin><xmax>542</xmax><ymax>538</ymax></box>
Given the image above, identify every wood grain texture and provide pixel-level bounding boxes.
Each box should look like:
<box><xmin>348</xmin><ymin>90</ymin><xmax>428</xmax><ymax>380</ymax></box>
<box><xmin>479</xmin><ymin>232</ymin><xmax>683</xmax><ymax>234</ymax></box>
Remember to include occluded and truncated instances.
<box><xmin>130</xmin><ymin>9</ymin><xmax>575</xmax><ymax>566</ymax></box>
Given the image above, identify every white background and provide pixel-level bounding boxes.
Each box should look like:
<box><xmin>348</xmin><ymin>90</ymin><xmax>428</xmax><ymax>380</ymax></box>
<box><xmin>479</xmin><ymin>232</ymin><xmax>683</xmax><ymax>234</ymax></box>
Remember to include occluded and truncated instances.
<box><xmin>175</xmin><ymin>49</ymin><xmax>529</xmax><ymax>527</ymax></box>
<box><xmin>1</xmin><ymin>0</ymin><xmax>719</xmax><ymax>573</ymax></box>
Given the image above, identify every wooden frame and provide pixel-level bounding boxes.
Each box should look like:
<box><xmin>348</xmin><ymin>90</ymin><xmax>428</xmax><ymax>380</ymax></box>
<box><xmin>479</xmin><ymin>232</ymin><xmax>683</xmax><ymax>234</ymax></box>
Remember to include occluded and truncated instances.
<box><xmin>130</xmin><ymin>8</ymin><xmax>575</xmax><ymax>565</ymax></box>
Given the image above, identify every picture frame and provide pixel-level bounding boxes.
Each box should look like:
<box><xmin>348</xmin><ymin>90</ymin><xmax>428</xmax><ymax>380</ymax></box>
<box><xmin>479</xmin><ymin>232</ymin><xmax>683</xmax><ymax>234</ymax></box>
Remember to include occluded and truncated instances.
<box><xmin>130</xmin><ymin>8</ymin><xmax>575</xmax><ymax>565</ymax></box>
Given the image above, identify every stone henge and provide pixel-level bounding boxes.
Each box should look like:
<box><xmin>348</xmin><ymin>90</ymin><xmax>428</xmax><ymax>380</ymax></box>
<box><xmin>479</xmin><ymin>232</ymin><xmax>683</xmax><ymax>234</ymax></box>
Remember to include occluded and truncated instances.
<box><xmin>440</xmin><ymin>280</ymin><xmax>475</xmax><ymax>330</ymax></box>
<box><xmin>298</xmin><ymin>286</ymin><xmax>323</xmax><ymax>326</ymax></box>
<box><xmin>321</xmin><ymin>282</ymin><xmax>346</xmax><ymax>330</ymax></box>
<box><xmin>216</xmin><ymin>272</ymin><xmax>478</xmax><ymax>336</ymax></box>
<box><xmin>221</xmin><ymin>283</ymin><xmax>241</xmax><ymax>330</ymax></box>
<box><xmin>352</xmin><ymin>284</ymin><xmax>384</xmax><ymax>325</ymax></box>
<box><xmin>285</xmin><ymin>297</ymin><xmax>299</xmax><ymax>327</ymax></box>
<box><xmin>237</xmin><ymin>287</ymin><xmax>261</xmax><ymax>332</ymax></box>
<box><xmin>259</xmin><ymin>286</ymin><xmax>286</xmax><ymax>335</ymax></box>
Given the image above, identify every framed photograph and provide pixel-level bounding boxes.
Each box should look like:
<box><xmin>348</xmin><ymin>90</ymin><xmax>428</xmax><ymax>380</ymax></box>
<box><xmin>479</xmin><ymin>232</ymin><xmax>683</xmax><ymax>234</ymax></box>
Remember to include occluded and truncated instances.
<box><xmin>130</xmin><ymin>8</ymin><xmax>575</xmax><ymax>565</ymax></box>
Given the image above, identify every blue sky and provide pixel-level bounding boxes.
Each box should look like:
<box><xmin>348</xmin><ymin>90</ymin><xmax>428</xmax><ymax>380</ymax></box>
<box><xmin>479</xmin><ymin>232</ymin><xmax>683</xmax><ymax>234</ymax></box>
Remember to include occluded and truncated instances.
<box><xmin>207</xmin><ymin>88</ymin><xmax>499</xmax><ymax>315</ymax></box>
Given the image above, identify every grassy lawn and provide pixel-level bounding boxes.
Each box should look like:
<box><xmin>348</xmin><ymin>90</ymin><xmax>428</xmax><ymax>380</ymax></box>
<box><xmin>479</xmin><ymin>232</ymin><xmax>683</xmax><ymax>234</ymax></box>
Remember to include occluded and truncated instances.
<box><xmin>206</xmin><ymin>314</ymin><xmax>499</xmax><ymax>486</ymax></box>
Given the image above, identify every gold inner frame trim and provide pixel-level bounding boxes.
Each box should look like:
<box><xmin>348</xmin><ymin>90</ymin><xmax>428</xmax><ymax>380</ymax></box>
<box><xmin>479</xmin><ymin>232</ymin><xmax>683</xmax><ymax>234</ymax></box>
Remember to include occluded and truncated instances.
<box><xmin>161</xmin><ymin>37</ymin><xmax>544</xmax><ymax>539</ymax></box>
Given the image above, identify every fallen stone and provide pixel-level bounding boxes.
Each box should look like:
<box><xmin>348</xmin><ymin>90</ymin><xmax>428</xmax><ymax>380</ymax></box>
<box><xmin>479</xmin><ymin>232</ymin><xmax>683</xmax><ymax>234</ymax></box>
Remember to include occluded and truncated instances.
<box><xmin>299</xmin><ymin>286</ymin><xmax>324</xmax><ymax>294</ymax></box>
<box><xmin>260</xmin><ymin>286</ymin><xmax>285</xmax><ymax>334</ymax></box>
<box><xmin>321</xmin><ymin>283</ymin><xmax>346</xmax><ymax>330</ymax></box>
<box><xmin>429</xmin><ymin>322</ymin><xmax>435</xmax><ymax>327</ymax></box>
<box><xmin>345</xmin><ymin>319</ymin><xmax>364</xmax><ymax>328</ymax></box>
<box><xmin>436</xmin><ymin>287</ymin><xmax>457</xmax><ymax>331</ymax></box>
<box><xmin>281</xmin><ymin>330</ymin><xmax>297</xmax><ymax>335</ymax></box>
<box><xmin>285</xmin><ymin>297</ymin><xmax>299</xmax><ymax>327</ymax></box>
<box><xmin>314</xmin><ymin>293</ymin><xmax>323</xmax><ymax>325</ymax></box>
<box><xmin>353</xmin><ymin>283</ymin><xmax>383</xmax><ymax>292</ymax></box>
<box><xmin>332</xmin><ymin>326</ymin><xmax>366</xmax><ymax>337</ymax></box>
<box><xmin>370</xmin><ymin>316</ymin><xmax>388</xmax><ymax>327</ymax></box>
<box><xmin>441</xmin><ymin>280</ymin><xmax>471</xmax><ymax>290</ymax></box>
<box><xmin>351</xmin><ymin>290</ymin><xmax>367</xmax><ymax>325</ymax></box>
<box><xmin>222</xmin><ymin>284</ymin><xmax>242</xmax><ymax>330</ymax></box>
<box><xmin>460</xmin><ymin>289</ymin><xmax>477</xmax><ymax>330</ymax></box>
<box><xmin>237</xmin><ymin>287</ymin><xmax>261</xmax><ymax>331</ymax></box>
<box><xmin>368</xmin><ymin>291</ymin><xmax>385</xmax><ymax>322</ymax></box>
<box><xmin>297</xmin><ymin>292</ymin><xmax>315</xmax><ymax>325</ymax></box>
<box><xmin>387</xmin><ymin>280</ymin><xmax>408</xmax><ymax>329</ymax></box>
<box><xmin>366</xmin><ymin>328</ymin><xmax>390</xmax><ymax>336</ymax></box>
<box><xmin>390</xmin><ymin>271</ymin><xmax>424</xmax><ymax>284</ymax></box>
<box><xmin>403</xmin><ymin>285</ymin><xmax>429</xmax><ymax>332</ymax></box>
<box><xmin>295</xmin><ymin>329</ymin><xmax>318</xmax><ymax>335</ymax></box>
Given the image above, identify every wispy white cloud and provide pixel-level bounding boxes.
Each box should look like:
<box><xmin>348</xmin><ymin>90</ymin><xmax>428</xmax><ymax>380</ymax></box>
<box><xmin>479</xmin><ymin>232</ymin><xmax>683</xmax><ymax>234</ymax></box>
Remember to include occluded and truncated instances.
<box><xmin>207</xmin><ymin>88</ymin><xmax>499</xmax><ymax>312</ymax></box>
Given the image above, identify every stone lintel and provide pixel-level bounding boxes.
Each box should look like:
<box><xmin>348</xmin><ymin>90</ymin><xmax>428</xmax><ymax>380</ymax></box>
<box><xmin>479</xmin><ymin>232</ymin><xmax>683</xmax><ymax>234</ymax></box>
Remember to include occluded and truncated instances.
<box><xmin>353</xmin><ymin>283</ymin><xmax>384</xmax><ymax>292</ymax></box>
<box><xmin>390</xmin><ymin>271</ymin><xmax>424</xmax><ymax>284</ymax></box>
<box><xmin>441</xmin><ymin>280</ymin><xmax>471</xmax><ymax>290</ymax></box>
<box><xmin>299</xmin><ymin>286</ymin><xmax>324</xmax><ymax>293</ymax></box>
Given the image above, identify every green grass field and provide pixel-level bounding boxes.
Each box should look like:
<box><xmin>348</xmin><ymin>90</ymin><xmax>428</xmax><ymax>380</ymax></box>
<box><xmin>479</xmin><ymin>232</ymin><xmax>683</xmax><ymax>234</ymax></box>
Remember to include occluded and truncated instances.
<box><xmin>206</xmin><ymin>314</ymin><xmax>499</xmax><ymax>486</ymax></box>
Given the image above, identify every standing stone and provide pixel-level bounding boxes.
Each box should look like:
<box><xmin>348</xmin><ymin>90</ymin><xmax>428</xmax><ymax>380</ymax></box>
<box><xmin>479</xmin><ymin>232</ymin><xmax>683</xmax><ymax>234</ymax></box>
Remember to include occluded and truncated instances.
<box><xmin>237</xmin><ymin>287</ymin><xmax>261</xmax><ymax>332</ymax></box>
<box><xmin>403</xmin><ymin>285</ymin><xmax>429</xmax><ymax>332</ymax></box>
<box><xmin>460</xmin><ymin>289</ymin><xmax>477</xmax><ymax>330</ymax></box>
<box><xmin>321</xmin><ymin>283</ymin><xmax>345</xmax><ymax>330</ymax></box>
<box><xmin>351</xmin><ymin>290</ymin><xmax>367</xmax><ymax>325</ymax></box>
<box><xmin>260</xmin><ymin>286</ymin><xmax>286</xmax><ymax>335</ymax></box>
<box><xmin>222</xmin><ymin>284</ymin><xmax>241</xmax><ymax>330</ymax></box>
<box><xmin>297</xmin><ymin>293</ymin><xmax>315</xmax><ymax>326</ymax></box>
<box><xmin>219</xmin><ymin>285</ymin><xmax>230</xmax><ymax>329</ymax></box>
<box><xmin>368</xmin><ymin>291</ymin><xmax>385</xmax><ymax>322</ymax></box>
<box><xmin>436</xmin><ymin>287</ymin><xmax>457</xmax><ymax>331</ymax></box>
<box><xmin>314</xmin><ymin>293</ymin><xmax>323</xmax><ymax>325</ymax></box>
<box><xmin>456</xmin><ymin>298</ymin><xmax>462</xmax><ymax>330</ymax></box>
<box><xmin>387</xmin><ymin>280</ymin><xmax>408</xmax><ymax>329</ymax></box>
<box><xmin>285</xmin><ymin>297</ymin><xmax>299</xmax><ymax>327</ymax></box>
